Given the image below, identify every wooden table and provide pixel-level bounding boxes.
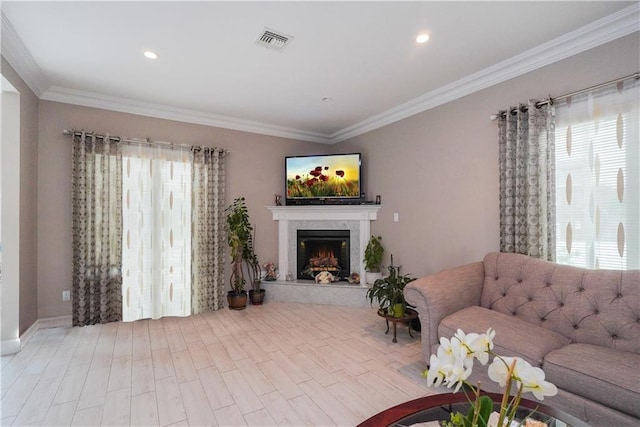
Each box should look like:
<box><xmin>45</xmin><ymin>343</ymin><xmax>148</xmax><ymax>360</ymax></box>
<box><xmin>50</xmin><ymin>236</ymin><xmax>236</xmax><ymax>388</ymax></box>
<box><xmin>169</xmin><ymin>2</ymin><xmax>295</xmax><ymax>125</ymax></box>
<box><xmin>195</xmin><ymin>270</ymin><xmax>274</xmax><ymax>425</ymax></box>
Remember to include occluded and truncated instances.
<box><xmin>377</xmin><ymin>307</ymin><xmax>418</xmax><ymax>343</ymax></box>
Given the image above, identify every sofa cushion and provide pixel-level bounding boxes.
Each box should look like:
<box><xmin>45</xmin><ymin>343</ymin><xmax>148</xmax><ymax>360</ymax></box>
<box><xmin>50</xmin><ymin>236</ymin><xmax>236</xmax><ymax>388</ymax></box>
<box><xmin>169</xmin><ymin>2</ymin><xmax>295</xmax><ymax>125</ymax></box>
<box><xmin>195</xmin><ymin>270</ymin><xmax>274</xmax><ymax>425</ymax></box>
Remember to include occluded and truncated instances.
<box><xmin>439</xmin><ymin>306</ymin><xmax>570</xmax><ymax>368</ymax></box>
<box><xmin>481</xmin><ymin>253</ymin><xmax>640</xmax><ymax>354</ymax></box>
<box><xmin>544</xmin><ymin>343</ymin><xmax>640</xmax><ymax>418</ymax></box>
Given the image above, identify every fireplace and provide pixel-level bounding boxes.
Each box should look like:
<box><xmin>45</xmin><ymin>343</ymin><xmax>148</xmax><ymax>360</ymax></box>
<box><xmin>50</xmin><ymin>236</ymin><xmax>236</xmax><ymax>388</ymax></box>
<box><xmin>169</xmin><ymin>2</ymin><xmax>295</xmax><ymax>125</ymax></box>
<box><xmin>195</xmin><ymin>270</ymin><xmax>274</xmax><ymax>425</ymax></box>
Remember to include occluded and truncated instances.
<box><xmin>267</xmin><ymin>205</ymin><xmax>382</xmax><ymax>294</ymax></box>
<box><xmin>297</xmin><ymin>230</ymin><xmax>350</xmax><ymax>280</ymax></box>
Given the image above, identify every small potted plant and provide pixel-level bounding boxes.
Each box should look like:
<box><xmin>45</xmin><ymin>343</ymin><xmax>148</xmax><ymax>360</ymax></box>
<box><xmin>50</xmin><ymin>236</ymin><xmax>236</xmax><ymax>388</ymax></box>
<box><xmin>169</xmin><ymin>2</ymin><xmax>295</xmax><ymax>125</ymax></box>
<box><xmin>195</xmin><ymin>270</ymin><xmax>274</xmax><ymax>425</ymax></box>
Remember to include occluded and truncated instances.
<box><xmin>364</xmin><ymin>235</ymin><xmax>384</xmax><ymax>285</ymax></box>
<box><xmin>366</xmin><ymin>255</ymin><xmax>415</xmax><ymax>317</ymax></box>
<box><xmin>247</xmin><ymin>235</ymin><xmax>265</xmax><ymax>305</ymax></box>
<box><xmin>225</xmin><ymin>197</ymin><xmax>261</xmax><ymax>310</ymax></box>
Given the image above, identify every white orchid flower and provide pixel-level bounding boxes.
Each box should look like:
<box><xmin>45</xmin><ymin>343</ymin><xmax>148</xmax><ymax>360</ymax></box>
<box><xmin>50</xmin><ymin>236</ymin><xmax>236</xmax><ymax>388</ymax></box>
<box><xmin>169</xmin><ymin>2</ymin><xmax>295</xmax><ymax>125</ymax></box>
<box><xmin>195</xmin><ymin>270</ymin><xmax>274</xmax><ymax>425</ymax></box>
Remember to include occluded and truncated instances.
<box><xmin>444</xmin><ymin>356</ymin><xmax>472</xmax><ymax>393</ymax></box>
<box><xmin>425</xmin><ymin>329</ymin><xmax>559</xmax><ymax>426</ymax></box>
<box><xmin>488</xmin><ymin>356</ymin><xmax>558</xmax><ymax>400</ymax></box>
<box><xmin>517</xmin><ymin>364</ymin><xmax>558</xmax><ymax>400</ymax></box>
<box><xmin>426</xmin><ymin>353</ymin><xmax>450</xmax><ymax>388</ymax></box>
<box><xmin>438</xmin><ymin>336</ymin><xmax>467</xmax><ymax>365</ymax></box>
<box><xmin>469</xmin><ymin>328</ymin><xmax>496</xmax><ymax>365</ymax></box>
<box><xmin>453</xmin><ymin>329</ymin><xmax>480</xmax><ymax>367</ymax></box>
<box><xmin>488</xmin><ymin>356</ymin><xmax>523</xmax><ymax>387</ymax></box>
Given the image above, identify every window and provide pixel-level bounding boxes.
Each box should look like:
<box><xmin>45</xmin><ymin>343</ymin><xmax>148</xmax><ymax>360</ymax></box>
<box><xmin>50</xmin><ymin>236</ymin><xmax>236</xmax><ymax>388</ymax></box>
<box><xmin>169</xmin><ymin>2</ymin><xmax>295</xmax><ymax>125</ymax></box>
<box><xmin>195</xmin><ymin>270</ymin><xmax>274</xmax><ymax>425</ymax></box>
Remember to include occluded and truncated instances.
<box><xmin>555</xmin><ymin>80</ymin><xmax>639</xmax><ymax>270</ymax></box>
<box><xmin>121</xmin><ymin>145</ymin><xmax>192</xmax><ymax>321</ymax></box>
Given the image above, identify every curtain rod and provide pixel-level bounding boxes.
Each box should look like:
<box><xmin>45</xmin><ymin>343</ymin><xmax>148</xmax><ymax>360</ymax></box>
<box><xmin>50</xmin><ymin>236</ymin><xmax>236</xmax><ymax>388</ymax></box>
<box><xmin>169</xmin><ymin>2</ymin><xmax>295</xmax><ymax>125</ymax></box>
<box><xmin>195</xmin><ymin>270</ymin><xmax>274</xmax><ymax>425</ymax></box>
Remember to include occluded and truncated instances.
<box><xmin>492</xmin><ymin>72</ymin><xmax>639</xmax><ymax>120</ymax></box>
<box><xmin>62</xmin><ymin>129</ymin><xmax>229</xmax><ymax>153</ymax></box>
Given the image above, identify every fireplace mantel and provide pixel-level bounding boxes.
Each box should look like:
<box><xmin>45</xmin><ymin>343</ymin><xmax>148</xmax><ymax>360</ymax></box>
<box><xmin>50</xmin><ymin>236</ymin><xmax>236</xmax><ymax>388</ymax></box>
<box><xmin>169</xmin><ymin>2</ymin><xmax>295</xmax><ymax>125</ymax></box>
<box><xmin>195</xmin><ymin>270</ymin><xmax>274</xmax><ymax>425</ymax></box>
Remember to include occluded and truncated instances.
<box><xmin>267</xmin><ymin>205</ymin><xmax>381</xmax><ymax>221</ymax></box>
<box><xmin>267</xmin><ymin>205</ymin><xmax>382</xmax><ymax>287</ymax></box>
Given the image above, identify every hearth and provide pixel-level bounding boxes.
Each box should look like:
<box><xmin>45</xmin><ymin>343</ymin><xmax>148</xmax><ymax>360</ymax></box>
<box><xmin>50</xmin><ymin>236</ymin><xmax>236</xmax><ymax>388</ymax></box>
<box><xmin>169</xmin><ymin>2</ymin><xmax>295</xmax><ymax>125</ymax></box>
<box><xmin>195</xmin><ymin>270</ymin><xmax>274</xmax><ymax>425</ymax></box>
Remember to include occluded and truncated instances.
<box><xmin>297</xmin><ymin>230</ymin><xmax>350</xmax><ymax>280</ymax></box>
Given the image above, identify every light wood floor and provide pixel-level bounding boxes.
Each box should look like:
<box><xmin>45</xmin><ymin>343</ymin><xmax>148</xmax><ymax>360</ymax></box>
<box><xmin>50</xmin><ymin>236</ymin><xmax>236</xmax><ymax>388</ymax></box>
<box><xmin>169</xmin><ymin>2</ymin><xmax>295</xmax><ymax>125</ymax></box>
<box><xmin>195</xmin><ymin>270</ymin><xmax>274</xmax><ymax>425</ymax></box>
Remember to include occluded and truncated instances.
<box><xmin>1</xmin><ymin>302</ymin><xmax>435</xmax><ymax>426</ymax></box>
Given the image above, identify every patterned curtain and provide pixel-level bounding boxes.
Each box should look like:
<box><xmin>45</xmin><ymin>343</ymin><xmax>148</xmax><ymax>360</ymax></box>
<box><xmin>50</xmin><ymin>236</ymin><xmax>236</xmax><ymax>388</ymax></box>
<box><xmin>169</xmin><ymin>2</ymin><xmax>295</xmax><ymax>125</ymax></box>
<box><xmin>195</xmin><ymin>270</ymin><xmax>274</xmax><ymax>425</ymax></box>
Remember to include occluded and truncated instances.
<box><xmin>191</xmin><ymin>147</ymin><xmax>227</xmax><ymax>313</ymax></box>
<box><xmin>71</xmin><ymin>132</ymin><xmax>123</xmax><ymax>326</ymax></box>
<box><xmin>121</xmin><ymin>145</ymin><xmax>192</xmax><ymax>321</ymax></box>
<box><xmin>498</xmin><ymin>101</ymin><xmax>556</xmax><ymax>261</ymax></box>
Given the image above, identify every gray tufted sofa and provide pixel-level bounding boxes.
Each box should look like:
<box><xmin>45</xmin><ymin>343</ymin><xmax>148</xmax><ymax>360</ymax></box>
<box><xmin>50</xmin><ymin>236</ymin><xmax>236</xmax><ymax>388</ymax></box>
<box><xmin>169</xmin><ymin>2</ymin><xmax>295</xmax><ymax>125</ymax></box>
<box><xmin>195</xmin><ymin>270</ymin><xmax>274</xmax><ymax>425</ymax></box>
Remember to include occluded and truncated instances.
<box><xmin>404</xmin><ymin>252</ymin><xmax>639</xmax><ymax>426</ymax></box>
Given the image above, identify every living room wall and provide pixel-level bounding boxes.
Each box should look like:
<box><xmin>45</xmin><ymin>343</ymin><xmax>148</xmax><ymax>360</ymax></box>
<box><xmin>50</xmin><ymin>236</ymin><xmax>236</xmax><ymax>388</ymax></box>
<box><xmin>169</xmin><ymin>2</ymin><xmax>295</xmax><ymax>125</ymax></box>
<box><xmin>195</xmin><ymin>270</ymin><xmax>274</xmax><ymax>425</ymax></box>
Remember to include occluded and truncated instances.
<box><xmin>334</xmin><ymin>33</ymin><xmax>640</xmax><ymax>278</ymax></box>
<box><xmin>1</xmin><ymin>58</ymin><xmax>40</xmax><ymax>335</ymax></box>
<box><xmin>36</xmin><ymin>101</ymin><xmax>329</xmax><ymax>318</ymax></box>
<box><xmin>15</xmin><ymin>30</ymin><xmax>640</xmax><ymax>322</ymax></box>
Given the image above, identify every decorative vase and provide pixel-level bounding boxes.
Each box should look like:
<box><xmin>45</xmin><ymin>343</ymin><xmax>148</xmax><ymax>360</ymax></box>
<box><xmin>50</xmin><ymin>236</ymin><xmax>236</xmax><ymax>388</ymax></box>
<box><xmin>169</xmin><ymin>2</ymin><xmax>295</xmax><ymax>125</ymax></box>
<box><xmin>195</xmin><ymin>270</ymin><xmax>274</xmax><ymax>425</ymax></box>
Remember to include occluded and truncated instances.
<box><xmin>227</xmin><ymin>290</ymin><xmax>248</xmax><ymax>310</ymax></box>
<box><xmin>391</xmin><ymin>303</ymin><xmax>405</xmax><ymax>318</ymax></box>
<box><xmin>365</xmin><ymin>271</ymin><xmax>382</xmax><ymax>285</ymax></box>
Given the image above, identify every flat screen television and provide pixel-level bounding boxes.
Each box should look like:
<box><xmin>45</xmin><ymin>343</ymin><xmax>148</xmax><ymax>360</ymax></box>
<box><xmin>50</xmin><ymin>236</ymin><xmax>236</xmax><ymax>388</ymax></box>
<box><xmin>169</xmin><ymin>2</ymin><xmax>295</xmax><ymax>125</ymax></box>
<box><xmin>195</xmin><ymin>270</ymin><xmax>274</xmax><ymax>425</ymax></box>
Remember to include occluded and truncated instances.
<box><xmin>285</xmin><ymin>153</ymin><xmax>362</xmax><ymax>205</ymax></box>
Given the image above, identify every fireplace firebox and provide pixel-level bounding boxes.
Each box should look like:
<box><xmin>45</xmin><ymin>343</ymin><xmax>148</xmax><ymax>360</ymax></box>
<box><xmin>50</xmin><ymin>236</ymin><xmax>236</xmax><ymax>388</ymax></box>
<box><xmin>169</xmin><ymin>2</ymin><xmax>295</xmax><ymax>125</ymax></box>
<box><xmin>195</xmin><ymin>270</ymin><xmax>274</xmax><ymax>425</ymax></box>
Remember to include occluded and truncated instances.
<box><xmin>297</xmin><ymin>230</ymin><xmax>350</xmax><ymax>280</ymax></box>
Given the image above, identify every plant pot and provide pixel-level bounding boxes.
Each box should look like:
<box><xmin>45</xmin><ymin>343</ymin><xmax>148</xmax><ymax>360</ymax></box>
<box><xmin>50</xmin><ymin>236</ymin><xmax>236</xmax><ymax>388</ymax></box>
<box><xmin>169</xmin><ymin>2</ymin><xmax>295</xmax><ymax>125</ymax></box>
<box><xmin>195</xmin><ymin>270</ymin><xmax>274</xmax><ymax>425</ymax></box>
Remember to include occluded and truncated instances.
<box><xmin>391</xmin><ymin>303</ymin><xmax>405</xmax><ymax>318</ymax></box>
<box><xmin>249</xmin><ymin>289</ymin><xmax>266</xmax><ymax>305</ymax></box>
<box><xmin>365</xmin><ymin>271</ymin><xmax>382</xmax><ymax>285</ymax></box>
<box><xmin>227</xmin><ymin>290</ymin><xmax>248</xmax><ymax>310</ymax></box>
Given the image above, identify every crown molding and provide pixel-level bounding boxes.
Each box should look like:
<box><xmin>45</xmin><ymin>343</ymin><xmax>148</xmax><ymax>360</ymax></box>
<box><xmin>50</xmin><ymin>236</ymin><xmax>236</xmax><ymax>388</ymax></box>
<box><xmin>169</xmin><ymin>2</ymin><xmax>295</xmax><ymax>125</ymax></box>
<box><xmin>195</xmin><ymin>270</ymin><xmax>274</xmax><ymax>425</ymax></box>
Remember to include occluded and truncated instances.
<box><xmin>41</xmin><ymin>86</ymin><xmax>333</xmax><ymax>144</ymax></box>
<box><xmin>329</xmin><ymin>3</ymin><xmax>640</xmax><ymax>143</ymax></box>
<box><xmin>1</xmin><ymin>11</ymin><xmax>49</xmax><ymax>97</ymax></box>
<box><xmin>3</xmin><ymin>5</ymin><xmax>638</xmax><ymax>145</ymax></box>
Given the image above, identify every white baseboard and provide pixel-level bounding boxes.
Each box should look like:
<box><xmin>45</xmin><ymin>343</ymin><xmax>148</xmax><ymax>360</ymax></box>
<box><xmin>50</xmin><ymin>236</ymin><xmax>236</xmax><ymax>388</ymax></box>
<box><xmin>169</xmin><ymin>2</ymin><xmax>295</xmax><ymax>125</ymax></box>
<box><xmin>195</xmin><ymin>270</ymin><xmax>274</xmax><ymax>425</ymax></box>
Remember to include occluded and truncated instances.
<box><xmin>18</xmin><ymin>315</ymin><xmax>72</xmax><ymax>349</ymax></box>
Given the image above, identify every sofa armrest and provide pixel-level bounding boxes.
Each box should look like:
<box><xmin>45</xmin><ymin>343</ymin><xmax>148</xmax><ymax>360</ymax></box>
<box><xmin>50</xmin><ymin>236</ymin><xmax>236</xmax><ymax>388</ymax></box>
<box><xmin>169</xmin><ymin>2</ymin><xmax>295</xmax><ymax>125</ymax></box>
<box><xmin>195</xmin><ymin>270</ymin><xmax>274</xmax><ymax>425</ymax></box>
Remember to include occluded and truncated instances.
<box><xmin>404</xmin><ymin>261</ymin><xmax>485</xmax><ymax>355</ymax></box>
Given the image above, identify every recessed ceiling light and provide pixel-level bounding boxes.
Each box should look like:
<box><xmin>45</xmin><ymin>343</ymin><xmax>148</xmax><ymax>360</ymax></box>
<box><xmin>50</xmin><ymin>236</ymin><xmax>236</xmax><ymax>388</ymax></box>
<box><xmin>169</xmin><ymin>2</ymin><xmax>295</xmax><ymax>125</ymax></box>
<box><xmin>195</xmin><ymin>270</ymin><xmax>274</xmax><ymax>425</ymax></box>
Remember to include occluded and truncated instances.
<box><xmin>143</xmin><ymin>50</ymin><xmax>159</xmax><ymax>60</ymax></box>
<box><xmin>416</xmin><ymin>34</ymin><xmax>430</xmax><ymax>44</ymax></box>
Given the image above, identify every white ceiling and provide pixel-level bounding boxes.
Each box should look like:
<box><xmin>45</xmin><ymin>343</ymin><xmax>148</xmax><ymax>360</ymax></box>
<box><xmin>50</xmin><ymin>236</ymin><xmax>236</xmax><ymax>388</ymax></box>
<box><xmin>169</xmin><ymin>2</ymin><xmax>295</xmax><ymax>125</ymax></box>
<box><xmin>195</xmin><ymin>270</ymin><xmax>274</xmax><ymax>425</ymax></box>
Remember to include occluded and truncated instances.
<box><xmin>1</xmin><ymin>1</ymin><xmax>638</xmax><ymax>143</ymax></box>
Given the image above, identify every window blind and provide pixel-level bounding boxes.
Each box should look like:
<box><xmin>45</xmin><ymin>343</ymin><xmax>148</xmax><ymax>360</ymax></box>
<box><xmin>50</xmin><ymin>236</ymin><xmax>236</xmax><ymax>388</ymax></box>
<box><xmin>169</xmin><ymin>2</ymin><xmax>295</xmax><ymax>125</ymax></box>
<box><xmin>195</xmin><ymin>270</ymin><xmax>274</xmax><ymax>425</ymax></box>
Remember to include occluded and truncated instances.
<box><xmin>555</xmin><ymin>79</ymin><xmax>639</xmax><ymax>270</ymax></box>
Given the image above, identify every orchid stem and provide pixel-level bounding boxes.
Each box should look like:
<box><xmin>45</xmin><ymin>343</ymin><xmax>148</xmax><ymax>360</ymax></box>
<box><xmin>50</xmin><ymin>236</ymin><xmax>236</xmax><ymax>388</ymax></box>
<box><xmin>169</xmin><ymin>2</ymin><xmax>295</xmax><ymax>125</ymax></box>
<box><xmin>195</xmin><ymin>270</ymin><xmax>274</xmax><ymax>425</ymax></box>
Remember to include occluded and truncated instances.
<box><xmin>497</xmin><ymin>359</ymin><xmax>517</xmax><ymax>427</ymax></box>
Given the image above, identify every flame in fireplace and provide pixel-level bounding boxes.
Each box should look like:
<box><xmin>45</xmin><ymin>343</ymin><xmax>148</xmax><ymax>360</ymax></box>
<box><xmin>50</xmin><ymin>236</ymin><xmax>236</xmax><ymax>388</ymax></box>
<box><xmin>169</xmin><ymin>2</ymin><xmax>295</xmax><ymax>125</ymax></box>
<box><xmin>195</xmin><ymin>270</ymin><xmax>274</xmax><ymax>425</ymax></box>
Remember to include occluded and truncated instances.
<box><xmin>309</xmin><ymin>246</ymin><xmax>339</xmax><ymax>269</ymax></box>
<box><xmin>314</xmin><ymin>248</ymin><xmax>335</xmax><ymax>259</ymax></box>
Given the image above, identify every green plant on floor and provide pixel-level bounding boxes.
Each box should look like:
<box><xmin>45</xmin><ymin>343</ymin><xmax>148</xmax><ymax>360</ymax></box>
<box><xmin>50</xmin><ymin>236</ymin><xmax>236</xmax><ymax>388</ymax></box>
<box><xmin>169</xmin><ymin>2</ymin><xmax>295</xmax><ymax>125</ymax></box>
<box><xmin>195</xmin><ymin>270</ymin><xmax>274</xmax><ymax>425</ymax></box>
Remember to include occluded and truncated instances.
<box><xmin>225</xmin><ymin>197</ymin><xmax>260</xmax><ymax>294</ymax></box>
<box><xmin>366</xmin><ymin>255</ymin><xmax>416</xmax><ymax>317</ymax></box>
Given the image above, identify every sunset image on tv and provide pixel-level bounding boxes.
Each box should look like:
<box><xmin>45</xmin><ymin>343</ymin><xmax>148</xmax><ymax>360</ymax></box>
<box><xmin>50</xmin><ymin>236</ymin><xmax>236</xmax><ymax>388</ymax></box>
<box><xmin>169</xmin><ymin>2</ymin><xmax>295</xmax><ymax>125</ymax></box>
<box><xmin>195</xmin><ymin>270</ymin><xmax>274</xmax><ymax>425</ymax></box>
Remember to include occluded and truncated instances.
<box><xmin>286</xmin><ymin>154</ymin><xmax>360</xmax><ymax>199</ymax></box>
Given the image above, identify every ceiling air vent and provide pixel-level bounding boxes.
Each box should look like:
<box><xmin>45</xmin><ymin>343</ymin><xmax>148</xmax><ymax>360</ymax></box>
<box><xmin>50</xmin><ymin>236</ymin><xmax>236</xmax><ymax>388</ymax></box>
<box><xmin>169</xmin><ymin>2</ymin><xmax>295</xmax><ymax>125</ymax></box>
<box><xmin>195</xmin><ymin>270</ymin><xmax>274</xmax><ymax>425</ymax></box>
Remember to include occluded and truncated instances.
<box><xmin>255</xmin><ymin>27</ymin><xmax>293</xmax><ymax>52</ymax></box>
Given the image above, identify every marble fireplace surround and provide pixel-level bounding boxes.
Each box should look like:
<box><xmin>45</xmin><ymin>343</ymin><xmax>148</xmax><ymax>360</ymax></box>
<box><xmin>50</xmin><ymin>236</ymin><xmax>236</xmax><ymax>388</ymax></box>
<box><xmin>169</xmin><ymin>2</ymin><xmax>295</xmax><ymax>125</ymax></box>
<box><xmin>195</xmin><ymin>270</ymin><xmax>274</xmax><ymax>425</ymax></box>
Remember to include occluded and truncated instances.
<box><xmin>264</xmin><ymin>205</ymin><xmax>382</xmax><ymax>306</ymax></box>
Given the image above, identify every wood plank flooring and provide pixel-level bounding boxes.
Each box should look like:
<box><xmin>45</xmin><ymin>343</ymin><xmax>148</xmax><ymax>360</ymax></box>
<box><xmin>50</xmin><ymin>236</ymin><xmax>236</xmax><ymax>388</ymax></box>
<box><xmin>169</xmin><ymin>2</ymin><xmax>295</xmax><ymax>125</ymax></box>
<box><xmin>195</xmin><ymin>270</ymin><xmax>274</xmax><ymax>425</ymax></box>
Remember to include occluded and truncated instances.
<box><xmin>1</xmin><ymin>302</ymin><xmax>434</xmax><ymax>426</ymax></box>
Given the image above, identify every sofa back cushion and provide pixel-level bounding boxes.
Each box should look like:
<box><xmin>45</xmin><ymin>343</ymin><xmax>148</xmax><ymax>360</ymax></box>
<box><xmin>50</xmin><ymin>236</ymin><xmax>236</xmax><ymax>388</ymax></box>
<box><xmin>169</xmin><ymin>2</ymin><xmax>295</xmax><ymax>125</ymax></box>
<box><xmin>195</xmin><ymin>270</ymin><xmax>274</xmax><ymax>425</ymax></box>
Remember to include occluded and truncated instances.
<box><xmin>481</xmin><ymin>252</ymin><xmax>639</xmax><ymax>354</ymax></box>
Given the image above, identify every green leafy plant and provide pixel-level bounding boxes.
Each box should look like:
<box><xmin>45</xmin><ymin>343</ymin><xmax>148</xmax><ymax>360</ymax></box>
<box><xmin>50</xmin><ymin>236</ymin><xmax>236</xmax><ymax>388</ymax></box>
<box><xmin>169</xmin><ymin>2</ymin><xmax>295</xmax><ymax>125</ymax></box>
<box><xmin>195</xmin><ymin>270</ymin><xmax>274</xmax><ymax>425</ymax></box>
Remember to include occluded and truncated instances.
<box><xmin>225</xmin><ymin>197</ymin><xmax>260</xmax><ymax>294</ymax></box>
<box><xmin>366</xmin><ymin>256</ymin><xmax>415</xmax><ymax>315</ymax></box>
<box><xmin>363</xmin><ymin>235</ymin><xmax>384</xmax><ymax>272</ymax></box>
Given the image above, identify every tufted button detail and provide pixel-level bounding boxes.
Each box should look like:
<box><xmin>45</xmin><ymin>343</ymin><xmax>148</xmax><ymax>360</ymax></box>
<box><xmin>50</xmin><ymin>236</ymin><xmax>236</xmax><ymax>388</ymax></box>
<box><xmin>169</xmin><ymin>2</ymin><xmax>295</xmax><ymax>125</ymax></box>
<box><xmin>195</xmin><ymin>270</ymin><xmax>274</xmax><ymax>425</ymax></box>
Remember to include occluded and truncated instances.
<box><xmin>559</xmin><ymin>302</ymin><xmax>565</xmax><ymax>307</ymax></box>
<box><xmin>540</xmin><ymin>317</ymin><xmax>546</xmax><ymax>322</ymax></box>
<box><xmin>518</xmin><ymin>279</ymin><xmax>523</xmax><ymax>283</ymax></box>
<box><xmin>573</xmin><ymin>324</ymin><xmax>579</xmax><ymax>330</ymax></box>
<box><xmin>545</xmin><ymin>282</ymin><xmax>552</xmax><ymax>288</ymax></box>
<box><xmin>612</xmin><ymin>334</ymin><xmax>618</xmax><ymax>339</ymax></box>
<box><xmin>616</xmin><ymin>293</ymin><xmax>623</xmax><ymax>298</ymax></box>
<box><xmin>594</xmin><ymin>310</ymin><xmax>600</xmax><ymax>315</ymax></box>
<box><xmin>502</xmin><ymin>292</ymin><xmax>507</xmax><ymax>297</ymax></box>
<box><xmin>494</xmin><ymin>277</ymin><xmax>499</xmax><ymax>280</ymax></box>
<box><xmin>527</xmin><ymin>296</ymin><xmax>533</xmax><ymax>302</ymax></box>
<box><xmin>512</xmin><ymin>311</ymin><xmax>517</xmax><ymax>316</ymax></box>
<box><xmin>578</xmin><ymin>287</ymin><xmax>585</xmax><ymax>292</ymax></box>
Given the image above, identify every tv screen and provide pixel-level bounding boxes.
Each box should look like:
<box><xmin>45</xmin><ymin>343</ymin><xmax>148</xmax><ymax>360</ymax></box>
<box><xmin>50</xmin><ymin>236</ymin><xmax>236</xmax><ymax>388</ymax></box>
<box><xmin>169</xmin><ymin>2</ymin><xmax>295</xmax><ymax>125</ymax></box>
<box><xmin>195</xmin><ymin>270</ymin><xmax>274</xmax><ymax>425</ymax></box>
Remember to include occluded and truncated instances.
<box><xmin>285</xmin><ymin>153</ymin><xmax>361</xmax><ymax>205</ymax></box>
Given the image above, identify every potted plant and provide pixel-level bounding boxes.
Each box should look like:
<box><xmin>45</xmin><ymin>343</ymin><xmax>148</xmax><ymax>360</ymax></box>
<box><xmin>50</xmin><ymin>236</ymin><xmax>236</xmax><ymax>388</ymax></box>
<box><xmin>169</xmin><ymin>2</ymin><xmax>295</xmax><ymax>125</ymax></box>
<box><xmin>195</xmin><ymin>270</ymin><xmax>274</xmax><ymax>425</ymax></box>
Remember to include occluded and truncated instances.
<box><xmin>225</xmin><ymin>197</ymin><xmax>262</xmax><ymax>309</ymax></box>
<box><xmin>247</xmin><ymin>230</ymin><xmax>265</xmax><ymax>305</ymax></box>
<box><xmin>364</xmin><ymin>235</ymin><xmax>384</xmax><ymax>285</ymax></box>
<box><xmin>366</xmin><ymin>255</ymin><xmax>415</xmax><ymax>317</ymax></box>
